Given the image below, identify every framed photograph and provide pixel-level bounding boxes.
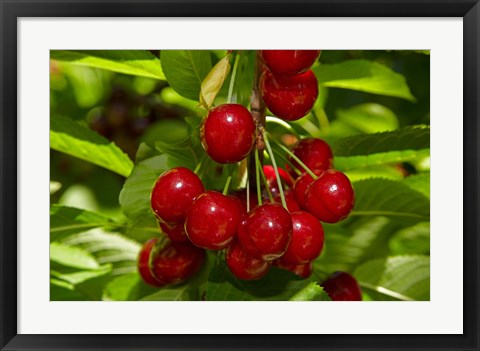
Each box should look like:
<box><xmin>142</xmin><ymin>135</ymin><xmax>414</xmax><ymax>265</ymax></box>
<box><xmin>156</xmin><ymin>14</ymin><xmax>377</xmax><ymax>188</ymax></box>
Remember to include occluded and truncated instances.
<box><xmin>1</xmin><ymin>0</ymin><xmax>478</xmax><ymax>350</ymax></box>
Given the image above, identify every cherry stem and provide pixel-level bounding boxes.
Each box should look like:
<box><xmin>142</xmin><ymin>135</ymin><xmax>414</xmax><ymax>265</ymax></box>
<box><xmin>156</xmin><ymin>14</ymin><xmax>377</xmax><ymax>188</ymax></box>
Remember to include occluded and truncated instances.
<box><xmin>266</xmin><ymin>116</ymin><xmax>300</xmax><ymax>137</ymax></box>
<box><xmin>254</xmin><ymin>149</ymin><xmax>263</xmax><ymax>206</ymax></box>
<box><xmin>272</xmin><ymin>147</ymin><xmax>302</xmax><ymax>176</ymax></box>
<box><xmin>269</xmin><ymin>135</ymin><xmax>318</xmax><ymax>179</ymax></box>
<box><xmin>227</xmin><ymin>52</ymin><xmax>240</xmax><ymax>104</ymax></box>
<box><xmin>222</xmin><ymin>176</ymin><xmax>232</xmax><ymax>195</ymax></box>
<box><xmin>259</xmin><ymin>163</ymin><xmax>274</xmax><ymax>202</ymax></box>
<box><xmin>262</xmin><ymin>132</ymin><xmax>287</xmax><ymax>209</ymax></box>
<box><xmin>193</xmin><ymin>155</ymin><xmax>206</xmax><ymax>174</ymax></box>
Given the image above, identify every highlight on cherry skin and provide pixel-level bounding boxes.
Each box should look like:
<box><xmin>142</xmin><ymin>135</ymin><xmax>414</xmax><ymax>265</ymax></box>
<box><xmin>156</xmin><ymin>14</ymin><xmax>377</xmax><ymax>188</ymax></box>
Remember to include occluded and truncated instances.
<box><xmin>200</xmin><ymin>103</ymin><xmax>256</xmax><ymax>164</ymax></box>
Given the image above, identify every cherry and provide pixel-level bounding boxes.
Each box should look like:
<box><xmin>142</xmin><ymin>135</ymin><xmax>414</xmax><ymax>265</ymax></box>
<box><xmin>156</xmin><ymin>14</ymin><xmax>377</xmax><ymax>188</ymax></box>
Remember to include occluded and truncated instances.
<box><xmin>238</xmin><ymin>203</ymin><xmax>292</xmax><ymax>261</ymax></box>
<box><xmin>151</xmin><ymin>240</ymin><xmax>205</xmax><ymax>285</ymax></box>
<box><xmin>185</xmin><ymin>191</ymin><xmax>242</xmax><ymax>250</ymax></box>
<box><xmin>288</xmin><ymin>138</ymin><xmax>333</xmax><ymax>177</ymax></box>
<box><xmin>281</xmin><ymin>211</ymin><xmax>324</xmax><ymax>265</ymax></box>
<box><xmin>275</xmin><ymin>260</ymin><xmax>313</xmax><ymax>279</ymax></box>
<box><xmin>260</xmin><ymin>50</ymin><xmax>321</xmax><ymax>76</ymax></box>
<box><xmin>159</xmin><ymin>221</ymin><xmax>188</xmax><ymax>243</ymax></box>
<box><xmin>272</xmin><ymin>189</ymin><xmax>301</xmax><ymax>213</ymax></box>
<box><xmin>231</xmin><ymin>188</ymin><xmax>258</xmax><ymax>212</ymax></box>
<box><xmin>226</xmin><ymin>240</ymin><xmax>270</xmax><ymax>280</ymax></box>
<box><xmin>263</xmin><ymin>165</ymin><xmax>294</xmax><ymax>195</ymax></box>
<box><xmin>201</xmin><ymin>104</ymin><xmax>256</xmax><ymax>163</ymax></box>
<box><xmin>151</xmin><ymin>167</ymin><xmax>204</xmax><ymax>223</ymax></box>
<box><xmin>305</xmin><ymin>169</ymin><xmax>354</xmax><ymax>223</ymax></box>
<box><xmin>293</xmin><ymin>169</ymin><xmax>325</xmax><ymax>209</ymax></box>
<box><xmin>260</xmin><ymin>69</ymin><xmax>318</xmax><ymax>121</ymax></box>
<box><xmin>137</xmin><ymin>238</ymin><xmax>164</xmax><ymax>287</ymax></box>
<box><xmin>321</xmin><ymin>271</ymin><xmax>362</xmax><ymax>301</ymax></box>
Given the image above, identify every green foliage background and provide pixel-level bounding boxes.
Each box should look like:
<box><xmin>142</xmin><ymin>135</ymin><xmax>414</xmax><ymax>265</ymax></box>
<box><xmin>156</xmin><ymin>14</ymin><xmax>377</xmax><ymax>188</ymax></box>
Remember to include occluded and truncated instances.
<box><xmin>50</xmin><ymin>50</ymin><xmax>430</xmax><ymax>301</ymax></box>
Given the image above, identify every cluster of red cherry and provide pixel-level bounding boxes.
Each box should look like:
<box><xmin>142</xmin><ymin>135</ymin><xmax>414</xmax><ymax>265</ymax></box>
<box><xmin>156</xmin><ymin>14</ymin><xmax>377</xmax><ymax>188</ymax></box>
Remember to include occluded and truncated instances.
<box><xmin>136</xmin><ymin>50</ymin><xmax>360</xmax><ymax>300</ymax></box>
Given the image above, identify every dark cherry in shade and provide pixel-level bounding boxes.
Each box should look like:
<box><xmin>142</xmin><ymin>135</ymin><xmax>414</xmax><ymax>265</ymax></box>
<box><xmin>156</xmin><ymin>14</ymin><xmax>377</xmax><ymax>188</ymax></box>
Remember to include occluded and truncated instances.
<box><xmin>226</xmin><ymin>240</ymin><xmax>270</xmax><ymax>280</ymax></box>
<box><xmin>260</xmin><ymin>69</ymin><xmax>318</xmax><ymax>121</ymax></box>
<box><xmin>281</xmin><ymin>211</ymin><xmax>325</xmax><ymax>265</ymax></box>
<box><xmin>230</xmin><ymin>189</ymin><xmax>258</xmax><ymax>212</ymax></box>
<box><xmin>275</xmin><ymin>260</ymin><xmax>313</xmax><ymax>279</ymax></box>
<box><xmin>159</xmin><ymin>221</ymin><xmax>188</xmax><ymax>243</ymax></box>
<box><xmin>238</xmin><ymin>203</ymin><xmax>293</xmax><ymax>261</ymax></box>
<box><xmin>263</xmin><ymin>165</ymin><xmax>294</xmax><ymax>196</ymax></box>
<box><xmin>288</xmin><ymin>138</ymin><xmax>333</xmax><ymax>178</ymax></box>
<box><xmin>138</xmin><ymin>238</ymin><xmax>164</xmax><ymax>287</ymax></box>
<box><xmin>293</xmin><ymin>169</ymin><xmax>325</xmax><ymax>209</ymax></box>
<box><xmin>305</xmin><ymin>169</ymin><xmax>355</xmax><ymax>223</ymax></box>
<box><xmin>151</xmin><ymin>241</ymin><xmax>205</xmax><ymax>286</ymax></box>
<box><xmin>201</xmin><ymin>104</ymin><xmax>256</xmax><ymax>163</ymax></box>
<box><xmin>272</xmin><ymin>189</ymin><xmax>301</xmax><ymax>213</ymax></box>
<box><xmin>185</xmin><ymin>191</ymin><xmax>242</xmax><ymax>250</ymax></box>
<box><xmin>260</xmin><ymin>50</ymin><xmax>321</xmax><ymax>76</ymax></box>
<box><xmin>151</xmin><ymin>167</ymin><xmax>204</xmax><ymax>223</ymax></box>
<box><xmin>321</xmin><ymin>271</ymin><xmax>362</xmax><ymax>301</ymax></box>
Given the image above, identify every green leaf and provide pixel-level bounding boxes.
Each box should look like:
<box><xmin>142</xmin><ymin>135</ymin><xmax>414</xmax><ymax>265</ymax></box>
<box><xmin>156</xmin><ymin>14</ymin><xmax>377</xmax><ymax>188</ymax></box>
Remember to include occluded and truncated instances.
<box><xmin>50</xmin><ymin>204</ymin><xmax>116</xmax><ymax>241</ymax></box>
<box><xmin>332</xmin><ymin>126</ymin><xmax>430</xmax><ymax>157</ymax></box>
<box><xmin>199</xmin><ymin>55</ymin><xmax>231</xmax><ymax>110</ymax></box>
<box><xmin>51</xmin><ymin>264</ymin><xmax>112</xmax><ymax>286</ymax></box>
<box><xmin>50</xmin><ymin>242</ymin><xmax>100</xmax><ymax>270</ymax></box>
<box><xmin>314</xmin><ymin>59</ymin><xmax>416</xmax><ymax>101</ymax></box>
<box><xmin>119</xmin><ymin>154</ymin><xmax>193</xmax><ymax>222</ymax></box>
<box><xmin>389</xmin><ymin>222</ymin><xmax>430</xmax><ymax>255</ymax></box>
<box><xmin>314</xmin><ymin>217</ymin><xmax>398</xmax><ymax>274</ymax></box>
<box><xmin>161</xmin><ymin>50</ymin><xmax>212</xmax><ymax>101</ymax></box>
<box><xmin>403</xmin><ymin>172</ymin><xmax>430</xmax><ymax>199</ymax></box>
<box><xmin>354</xmin><ymin>255</ymin><xmax>430</xmax><ymax>301</ymax></box>
<box><xmin>50</xmin><ymin>115</ymin><xmax>134</xmax><ymax>177</ymax></box>
<box><xmin>141</xmin><ymin>285</ymin><xmax>197</xmax><ymax>301</ymax></box>
<box><xmin>335</xmin><ymin>149</ymin><xmax>430</xmax><ymax>171</ymax></box>
<box><xmin>51</xmin><ymin>50</ymin><xmax>165</xmax><ymax>80</ymax></box>
<box><xmin>206</xmin><ymin>262</ymin><xmax>330</xmax><ymax>301</ymax></box>
<box><xmin>351</xmin><ymin>178</ymin><xmax>430</xmax><ymax>222</ymax></box>
<box><xmin>102</xmin><ymin>273</ymin><xmax>159</xmax><ymax>301</ymax></box>
<box><xmin>61</xmin><ymin>228</ymin><xmax>141</xmax><ymax>275</ymax></box>
<box><xmin>333</xmin><ymin>103</ymin><xmax>399</xmax><ymax>136</ymax></box>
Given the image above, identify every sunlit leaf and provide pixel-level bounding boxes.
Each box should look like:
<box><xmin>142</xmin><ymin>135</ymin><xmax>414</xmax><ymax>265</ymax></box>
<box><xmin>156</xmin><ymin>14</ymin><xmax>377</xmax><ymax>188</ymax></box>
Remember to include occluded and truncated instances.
<box><xmin>50</xmin><ymin>115</ymin><xmax>134</xmax><ymax>177</ymax></box>
<box><xmin>389</xmin><ymin>222</ymin><xmax>430</xmax><ymax>255</ymax></box>
<box><xmin>199</xmin><ymin>55</ymin><xmax>231</xmax><ymax>110</ymax></box>
<box><xmin>314</xmin><ymin>59</ymin><xmax>416</xmax><ymax>101</ymax></box>
<box><xmin>354</xmin><ymin>255</ymin><xmax>430</xmax><ymax>301</ymax></box>
<box><xmin>51</xmin><ymin>50</ymin><xmax>165</xmax><ymax>79</ymax></box>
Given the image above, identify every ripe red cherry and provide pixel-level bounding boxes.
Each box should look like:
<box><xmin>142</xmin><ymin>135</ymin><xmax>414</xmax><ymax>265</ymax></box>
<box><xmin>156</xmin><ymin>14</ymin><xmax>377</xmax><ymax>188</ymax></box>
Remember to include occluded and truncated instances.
<box><xmin>185</xmin><ymin>191</ymin><xmax>242</xmax><ymax>250</ymax></box>
<box><xmin>151</xmin><ymin>167</ymin><xmax>204</xmax><ymax>223</ymax></box>
<box><xmin>305</xmin><ymin>169</ymin><xmax>355</xmax><ymax>223</ymax></box>
<box><xmin>260</xmin><ymin>50</ymin><xmax>321</xmax><ymax>76</ymax></box>
<box><xmin>293</xmin><ymin>169</ymin><xmax>325</xmax><ymax>209</ymax></box>
<box><xmin>275</xmin><ymin>260</ymin><xmax>313</xmax><ymax>279</ymax></box>
<box><xmin>260</xmin><ymin>69</ymin><xmax>318</xmax><ymax>121</ymax></box>
<box><xmin>281</xmin><ymin>211</ymin><xmax>325</xmax><ymax>265</ymax></box>
<box><xmin>159</xmin><ymin>221</ymin><xmax>188</xmax><ymax>243</ymax></box>
<box><xmin>226</xmin><ymin>240</ymin><xmax>270</xmax><ymax>280</ymax></box>
<box><xmin>288</xmin><ymin>138</ymin><xmax>333</xmax><ymax>177</ymax></box>
<box><xmin>238</xmin><ymin>203</ymin><xmax>292</xmax><ymax>261</ymax></box>
<box><xmin>137</xmin><ymin>238</ymin><xmax>164</xmax><ymax>287</ymax></box>
<box><xmin>201</xmin><ymin>104</ymin><xmax>256</xmax><ymax>163</ymax></box>
<box><xmin>321</xmin><ymin>271</ymin><xmax>362</xmax><ymax>301</ymax></box>
<box><xmin>263</xmin><ymin>165</ymin><xmax>294</xmax><ymax>195</ymax></box>
<box><xmin>272</xmin><ymin>189</ymin><xmax>301</xmax><ymax>213</ymax></box>
<box><xmin>151</xmin><ymin>240</ymin><xmax>205</xmax><ymax>285</ymax></box>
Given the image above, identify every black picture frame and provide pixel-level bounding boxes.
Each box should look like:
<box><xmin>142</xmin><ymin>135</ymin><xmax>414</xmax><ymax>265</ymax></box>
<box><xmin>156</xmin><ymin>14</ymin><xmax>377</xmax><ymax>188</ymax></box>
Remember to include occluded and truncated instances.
<box><xmin>1</xmin><ymin>1</ymin><xmax>479</xmax><ymax>350</ymax></box>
